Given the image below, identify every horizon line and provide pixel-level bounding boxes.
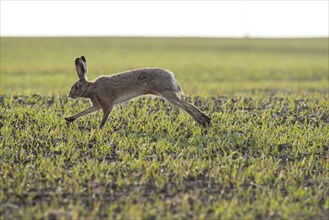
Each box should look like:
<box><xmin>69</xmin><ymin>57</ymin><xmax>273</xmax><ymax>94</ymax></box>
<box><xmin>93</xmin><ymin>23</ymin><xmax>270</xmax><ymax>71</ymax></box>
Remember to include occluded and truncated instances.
<box><xmin>1</xmin><ymin>35</ymin><xmax>328</xmax><ymax>39</ymax></box>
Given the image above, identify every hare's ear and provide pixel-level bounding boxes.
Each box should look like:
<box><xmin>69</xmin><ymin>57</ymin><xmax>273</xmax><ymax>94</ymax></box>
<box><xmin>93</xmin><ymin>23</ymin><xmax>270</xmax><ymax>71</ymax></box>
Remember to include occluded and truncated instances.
<box><xmin>75</xmin><ymin>56</ymin><xmax>87</xmax><ymax>83</ymax></box>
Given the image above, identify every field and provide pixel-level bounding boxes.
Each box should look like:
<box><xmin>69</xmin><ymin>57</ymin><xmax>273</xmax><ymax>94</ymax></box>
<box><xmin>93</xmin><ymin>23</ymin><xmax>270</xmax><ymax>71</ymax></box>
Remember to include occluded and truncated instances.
<box><xmin>1</xmin><ymin>37</ymin><xmax>328</xmax><ymax>219</ymax></box>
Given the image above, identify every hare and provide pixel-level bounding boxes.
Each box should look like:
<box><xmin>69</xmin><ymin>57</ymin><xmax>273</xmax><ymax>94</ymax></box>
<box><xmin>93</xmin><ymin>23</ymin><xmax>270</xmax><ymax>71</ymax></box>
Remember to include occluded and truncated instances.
<box><xmin>65</xmin><ymin>56</ymin><xmax>211</xmax><ymax>129</ymax></box>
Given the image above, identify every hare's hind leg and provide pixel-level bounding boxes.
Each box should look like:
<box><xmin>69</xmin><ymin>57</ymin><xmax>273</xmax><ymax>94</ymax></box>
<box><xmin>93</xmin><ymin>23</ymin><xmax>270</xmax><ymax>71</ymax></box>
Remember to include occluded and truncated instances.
<box><xmin>65</xmin><ymin>105</ymin><xmax>100</xmax><ymax>122</ymax></box>
<box><xmin>160</xmin><ymin>91</ymin><xmax>211</xmax><ymax>126</ymax></box>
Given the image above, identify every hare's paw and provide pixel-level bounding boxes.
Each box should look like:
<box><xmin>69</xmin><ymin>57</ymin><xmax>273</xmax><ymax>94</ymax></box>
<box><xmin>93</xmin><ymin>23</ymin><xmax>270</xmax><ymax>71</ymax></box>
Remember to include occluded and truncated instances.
<box><xmin>65</xmin><ymin>116</ymin><xmax>76</xmax><ymax>122</ymax></box>
<box><xmin>198</xmin><ymin>114</ymin><xmax>211</xmax><ymax>127</ymax></box>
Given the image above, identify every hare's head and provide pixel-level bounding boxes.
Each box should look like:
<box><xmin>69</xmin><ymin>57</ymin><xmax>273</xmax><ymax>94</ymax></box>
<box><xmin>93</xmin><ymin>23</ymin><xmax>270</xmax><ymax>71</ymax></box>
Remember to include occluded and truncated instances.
<box><xmin>68</xmin><ymin>56</ymin><xmax>89</xmax><ymax>99</ymax></box>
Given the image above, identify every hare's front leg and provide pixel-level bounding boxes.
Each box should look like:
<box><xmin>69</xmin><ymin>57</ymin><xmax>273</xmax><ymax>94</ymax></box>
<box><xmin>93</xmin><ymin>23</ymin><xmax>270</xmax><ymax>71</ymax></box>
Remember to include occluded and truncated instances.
<box><xmin>99</xmin><ymin>104</ymin><xmax>114</xmax><ymax>129</ymax></box>
<box><xmin>65</xmin><ymin>105</ymin><xmax>100</xmax><ymax>122</ymax></box>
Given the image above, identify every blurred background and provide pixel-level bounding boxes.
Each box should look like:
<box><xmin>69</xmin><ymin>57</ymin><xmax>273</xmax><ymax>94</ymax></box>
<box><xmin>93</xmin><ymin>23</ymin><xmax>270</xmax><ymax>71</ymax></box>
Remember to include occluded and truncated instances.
<box><xmin>1</xmin><ymin>1</ymin><xmax>328</xmax><ymax>95</ymax></box>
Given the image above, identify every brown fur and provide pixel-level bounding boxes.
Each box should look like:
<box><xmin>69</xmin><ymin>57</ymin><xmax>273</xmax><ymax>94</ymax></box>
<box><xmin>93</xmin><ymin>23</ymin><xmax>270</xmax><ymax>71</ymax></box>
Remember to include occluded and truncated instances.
<box><xmin>65</xmin><ymin>56</ymin><xmax>211</xmax><ymax>129</ymax></box>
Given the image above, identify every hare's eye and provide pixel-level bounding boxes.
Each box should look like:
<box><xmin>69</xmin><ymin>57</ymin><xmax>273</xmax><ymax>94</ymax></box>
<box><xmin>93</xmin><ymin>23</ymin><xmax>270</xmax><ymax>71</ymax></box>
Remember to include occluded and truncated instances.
<box><xmin>74</xmin><ymin>82</ymin><xmax>81</xmax><ymax>89</ymax></box>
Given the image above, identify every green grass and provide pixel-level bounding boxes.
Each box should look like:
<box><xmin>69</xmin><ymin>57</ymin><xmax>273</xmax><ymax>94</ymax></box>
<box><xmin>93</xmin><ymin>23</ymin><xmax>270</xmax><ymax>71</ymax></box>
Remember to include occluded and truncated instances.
<box><xmin>1</xmin><ymin>37</ymin><xmax>328</xmax><ymax>219</ymax></box>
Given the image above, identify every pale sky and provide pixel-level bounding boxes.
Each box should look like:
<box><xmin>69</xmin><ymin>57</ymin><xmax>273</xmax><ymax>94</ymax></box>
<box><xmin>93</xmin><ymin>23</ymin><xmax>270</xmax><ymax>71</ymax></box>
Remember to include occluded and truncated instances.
<box><xmin>1</xmin><ymin>1</ymin><xmax>328</xmax><ymax>37</ymax></box>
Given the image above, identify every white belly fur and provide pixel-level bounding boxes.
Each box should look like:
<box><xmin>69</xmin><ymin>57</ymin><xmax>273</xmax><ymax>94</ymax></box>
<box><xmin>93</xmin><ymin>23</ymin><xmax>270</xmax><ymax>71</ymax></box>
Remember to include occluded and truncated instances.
<box><xmin>113</xmin><ymin>91</ymin><xmax>142</xmax><ymax>105</ymax></box>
